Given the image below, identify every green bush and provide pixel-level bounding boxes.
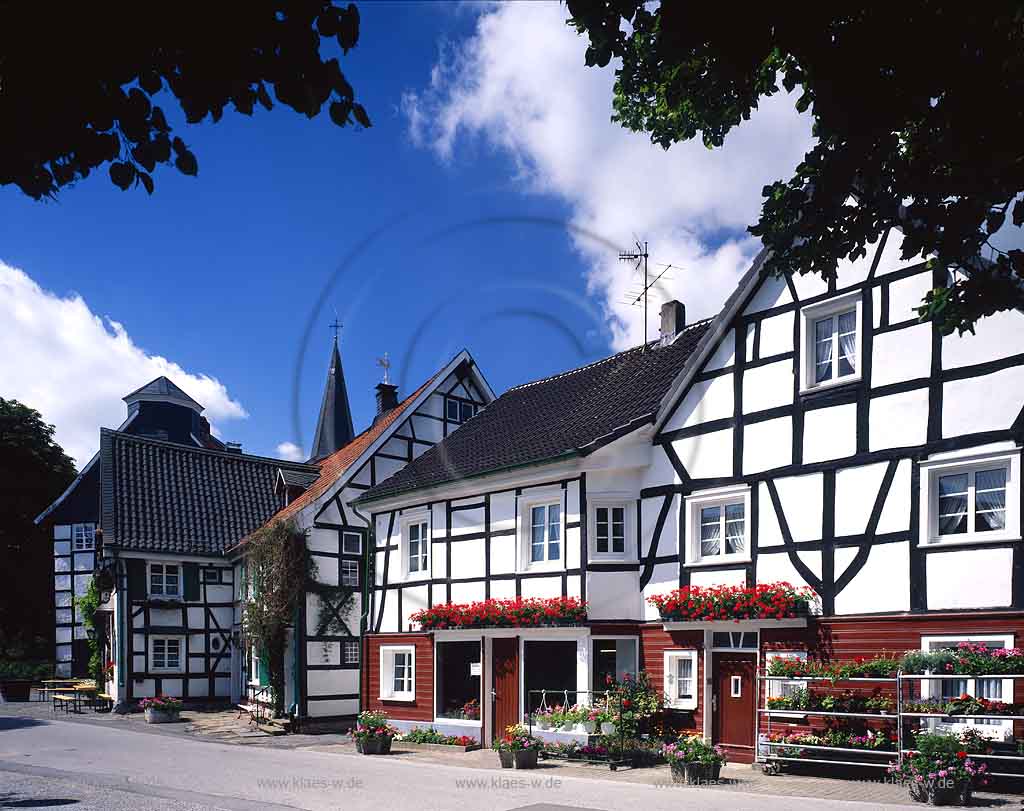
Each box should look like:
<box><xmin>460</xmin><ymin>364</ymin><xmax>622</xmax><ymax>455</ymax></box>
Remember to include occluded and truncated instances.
<box><xmin>0</xmin><ymin>660</ymin><xmax>52</xmax><ymax>680</ymax></box>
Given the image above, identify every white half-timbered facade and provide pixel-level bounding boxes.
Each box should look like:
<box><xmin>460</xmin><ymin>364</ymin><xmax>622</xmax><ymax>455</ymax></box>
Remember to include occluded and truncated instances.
<box><xmin>236</xmin><ymin>348</ymin><xmax>494</xmax><ymax>721</ymax></box>
<box><xmin>356</xmin><ymin>232</ymin><xmax>1024</xmax><ymax>760</ymax></box>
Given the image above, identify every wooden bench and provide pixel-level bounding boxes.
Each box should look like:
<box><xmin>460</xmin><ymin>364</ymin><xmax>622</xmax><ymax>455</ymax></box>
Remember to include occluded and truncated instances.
<box><xmin>94</xmin><ymin>693</ymin><xmax>113</xmax><ymax>712</ymax></box>
<box><xmin>52</xmin><ymin>693</ymin><xmax>77</xmax><ymax>713</ymax></box>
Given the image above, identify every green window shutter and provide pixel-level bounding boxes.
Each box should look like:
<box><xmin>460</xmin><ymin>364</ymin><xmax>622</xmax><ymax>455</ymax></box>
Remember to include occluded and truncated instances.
<box><xmin>183</xmin><ymin>563</ymin><xmax>200</xmax><ymax>601</ymax></box>
<box><xmin>126</xmin><ymin>559</ymin><xmax>146</xmax><ymax>597</ymax></box>
<box><xmin>258</xmin><ymin>650</ymin><xmax>270</xmax><ymax>686</ymax></box>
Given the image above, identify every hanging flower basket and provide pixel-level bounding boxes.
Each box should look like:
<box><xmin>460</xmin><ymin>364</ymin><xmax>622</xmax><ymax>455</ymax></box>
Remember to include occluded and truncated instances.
<box><xmin>648</xmin><ymin>582</ymin><xmax>818</xmax><ymax>622</ymax></box>
<box><xmin>410</xmin><ymin>597</ymin><xmax>586</xmax><ymax>631</ymax></box>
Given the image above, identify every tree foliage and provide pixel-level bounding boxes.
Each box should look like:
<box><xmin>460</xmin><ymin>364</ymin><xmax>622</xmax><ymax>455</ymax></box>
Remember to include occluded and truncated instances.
<box><xmin>0</xmin><ymin>398</ymin><xmax>76</xmax><ymax>656</ymax></box>
<box><xmin>241</xmin><ymin>519</ymin><xmax>355</xmax><ymax>716</ymax></box>
<box><xmin>0</xmin><ymin>2</ymin><xmax>370</xmax><ymax>200</ymax></box>
<box><xmin>567</xmin><ymin>3</ymin><xmax>1024</xmax><ymax>334</ymax></box>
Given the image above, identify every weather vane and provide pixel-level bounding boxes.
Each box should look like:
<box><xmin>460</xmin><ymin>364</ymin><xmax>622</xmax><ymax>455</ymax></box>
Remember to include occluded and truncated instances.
<box><xmin>376</xmin><ymin>352</ymin><xmax>391</xmax><ymax>385</ymax></box>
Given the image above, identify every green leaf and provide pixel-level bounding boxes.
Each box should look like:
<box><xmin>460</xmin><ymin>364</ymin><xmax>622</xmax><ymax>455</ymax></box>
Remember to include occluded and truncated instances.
<box><xmin>329</xmin><ymin>100</ymin><xmax>352</xmax><ymax>127</ymax></box>
<box><xmin>352</xmin><ymin>103</ymin><xmax>371</xmax><ymax>128</ymax></box>
<box><xmin>109</xmin><ymin>162</ymin><xmax>135</xmax><ymax>190</ymax></box>
<box><xmin>174</xmin><ymin>150</ymin><xmax>198</xmax><ymax>176</ymax></box>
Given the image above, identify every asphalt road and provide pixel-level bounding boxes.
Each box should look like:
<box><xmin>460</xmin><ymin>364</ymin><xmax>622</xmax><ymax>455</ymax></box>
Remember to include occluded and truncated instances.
<box><xmin>0</xmin><ymin>714</ymin><xmax>918</xmax><ymax>811</ymax></box>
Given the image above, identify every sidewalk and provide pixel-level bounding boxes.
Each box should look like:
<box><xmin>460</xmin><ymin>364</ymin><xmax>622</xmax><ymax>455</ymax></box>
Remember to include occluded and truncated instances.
<box><xmin>3</xmin><ymin>699</ymin><xmax>1019</xmax><ymax>808</ymax></box>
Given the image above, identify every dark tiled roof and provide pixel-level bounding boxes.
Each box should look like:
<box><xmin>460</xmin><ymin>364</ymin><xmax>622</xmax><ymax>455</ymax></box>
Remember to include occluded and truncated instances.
<box><xmin>279</xmin><ymin>468</ymin><xmax>320</xmax><ymax>489</ymax></box>
<box><xmin>358</xmin><ymin>321</ymin><xmax>713</xmax><ymax>504</ymax></box>
<box><xmin>122</xmin><ymin>376</ymin><xmax>204</xmax><ymax>412</ymax></box>
<box><xmin>100</xmin><ymin>429</ymin><xmax>317</xmax><ymax>557</ymax></box>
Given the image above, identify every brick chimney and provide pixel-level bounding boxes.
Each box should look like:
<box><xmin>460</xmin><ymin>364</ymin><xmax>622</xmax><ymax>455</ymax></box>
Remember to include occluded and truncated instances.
<box><xmin>375</xmin><ymin>383</ymin><xmax>399</xmax><ymax>422</ymax></box>
<box><xmin>659</xmin><ymin>300</ymin><xmax>686</xmax><ymax>345</ymax></box>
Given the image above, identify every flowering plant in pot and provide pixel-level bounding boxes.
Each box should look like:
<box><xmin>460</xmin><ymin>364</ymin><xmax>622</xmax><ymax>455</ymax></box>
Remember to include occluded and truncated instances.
<box><xmin>139</xmin><ymin>695</ymin><xmax>182</xmax><ymax>723</ymax></box>
<box><xmin>662</xmin><ymin>735</ymin><xmax>726</xmax><ymax>784</ymax></box>
<box><xmin>648</xmin><ymin>582</ymin><xmax>818</xmax><ymax>621</ymax></box>
<box><xmin>560</xmin><ymin>705</ymin><xmax>586</xmax><ymax>731</ymax></box>
<box><xmin>582</xmin><ymin>707</ymin><xmax>607</xmax><ymax>735</ymax></box>
<box><xmin>495</xmin><ymin>724</ymin><xmax>543</xmax><ymax>769</ymax></box>
<box><xmin>353</xmin><ymin>710</ymin><xmax>399</xmax><ymax>754</ymax></box>
<box><xmin>410</xmin><ymin>597</ymin><xmax>586</xmax><ymax>630</ymax></box>
<box><xmin>534</xmin><ymin>705</ymin><xmax>562</xmax><ymax>730</ymax></box>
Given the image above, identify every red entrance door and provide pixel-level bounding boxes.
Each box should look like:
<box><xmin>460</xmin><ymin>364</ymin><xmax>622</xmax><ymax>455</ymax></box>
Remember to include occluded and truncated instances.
<box><xmin>713</xmin><ymin>653</ymin><xmax>755</xmax><ymax>762</ymax></box>
<box><xmin>491</xmin><ymin>637</ymin><xmax>519</xmax><ymax>747</ymax></box>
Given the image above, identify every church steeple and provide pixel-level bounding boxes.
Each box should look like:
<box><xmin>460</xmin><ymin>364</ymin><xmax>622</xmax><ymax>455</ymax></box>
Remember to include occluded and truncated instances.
<box><xmin>309</xmin><ymin>334</ymin><xmax>355</xmax><ymax>462</ymax></box>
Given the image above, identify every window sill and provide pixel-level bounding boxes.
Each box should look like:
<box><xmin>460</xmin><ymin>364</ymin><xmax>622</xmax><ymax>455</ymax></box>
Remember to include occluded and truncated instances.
<box><xmin>518</xmin><ymin>562</ymin><xmax>564</xmax><ymax>574</ymax></box>
<box><xmin>684</xmin><ymin>556</ymin><xmax>751</xmax><ymax>568</ymax></box>
<box><xmin>379</xmin><ymin>695</ymin><xmax>415</xmax><ymax>703</ymax></box>
<box><xmin>665</xmin><ymin>703</ymin><xmax>697</xmax><ymax>712</ymax></box>
<box><xmin>589</xmin><ymin>556</ymin><xmax>639</xmax><ymax>565</ymax></box>
<box><xmin>433</xmin><ymin>717</ymin><xmax>481</xmax><ymax>726</ymax></box>
<box><xmin>799</xmin><ymin>376</ymin><xmax>862</xmax><ymax>398</ymax></box>
<box><xmin>920</xmin><ymin>535</ymin><xmax>1021</xmax><ymax>550</ymax></box>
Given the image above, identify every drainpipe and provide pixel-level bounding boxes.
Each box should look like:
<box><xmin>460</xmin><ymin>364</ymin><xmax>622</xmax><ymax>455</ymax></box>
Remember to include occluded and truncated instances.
<box><xmin>290</xmin><ymin>603</ymin><xmax>300</xmax><ymax>718</ymax></box>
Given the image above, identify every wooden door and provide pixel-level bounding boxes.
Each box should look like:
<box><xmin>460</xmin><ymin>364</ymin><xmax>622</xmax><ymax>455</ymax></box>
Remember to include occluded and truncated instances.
<box><xmin>491</xmin><ymin>637</ymin><xmax>519</xmax><ymax>746</ymax></box>
<box><xmin>713</xmin><ymin>653</ymin><xmax>755</xmax><ymax>760</ymax></box>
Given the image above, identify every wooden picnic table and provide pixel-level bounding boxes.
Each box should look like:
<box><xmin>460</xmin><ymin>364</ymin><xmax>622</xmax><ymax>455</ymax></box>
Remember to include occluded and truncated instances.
<box><xmin>39</xmin><ymin>679</ymin><xmax>80</xmax><ymax>702</ymax></box>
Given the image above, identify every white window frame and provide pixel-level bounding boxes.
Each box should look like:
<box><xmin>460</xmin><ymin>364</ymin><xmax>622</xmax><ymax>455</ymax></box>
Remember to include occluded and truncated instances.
<box><xmin>663</xmin><ymin>650</ymin><xmax>698</xmax><ymax>710</ymax></box>
<box><xmin>764</xmin><ymin>650</ymin><xmax>808</xmax><ymax>712</ymax></box>
<box><xmin>201</xmin><ymin>568</ymin><xmax>219</xmax><ymax>583</ymax></box>
<box><xmin>400</xmin><ymin>512</ymin><xmax>431</xmax><ymax>580</ymax></box>
<box><xmin>343</xmin><ymin>640</ymin><xmax>360</xmax><ymax>665</ymax></box>
<box><xmin>341</xmin><ymin>559</ymin><xmax>360</xmax><ymax>587</ymax></box>
<box><xmin>380</xmin><ymin>644</ymin><xmax>415</xmax><ymax>701</ymax></box>
<box><xmin>72</xmin><ymin>523</ymin><xmax>96</xmax><ymax>551</ymax></box>
<box><xmin>150</xmin><ymin>635</ymin><xmax>184</xmax><ymax>673</ymax></box>
<box><xmin>920</xmin><ymin>450</ymin><xmax>1021</xmax><ymax>547</ymax></box>
<box><xmin>589</xmin><ymin>499</ymin><xmax>635</xmax><ymax>561</ymax></box>
<box><xmin>799</xmin><ymin>291</ymin><xmax>863</xmax><ymax>393</ymax></box>
<box><xmin>921</xmin><ymin>633</ymin><xmax>1014</xmax><ymax>736</ymax></box>
<box><xmin>684</xmin><ymin>485</ymin><xmax>752</xmax><ymax>566</ymax></box>
<box><xmin>342</xmin><ymin>531</ymin><xmax>362</xmax><ymax>555</ymax></box>
<box><xmin>148</xmin><ymin>562</ymin><xmax>182</xmax><ymax>598</ymax></box>
<box><xmin>445</xmin><ymin>396</ymin><xmax>477</xmax><ymax>425</ymax></box>
<box><xmin>518</xmin><ymin>491</ymin><xmax>565</xmax><ymax>572</ymax></box>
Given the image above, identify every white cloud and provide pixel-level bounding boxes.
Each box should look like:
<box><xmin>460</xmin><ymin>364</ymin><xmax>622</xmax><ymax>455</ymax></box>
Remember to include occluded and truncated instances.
<box><xmin>275</xmin><ymin>441</ymin><xmax>305</xmax><ymax>462</ymax></box>
<box><xmin>0</xmin><ymin>262</ymin><xmax>247</xmax><ymax>468</ymax></box>
<box><xmin>403</xmin><ymin>2</ymin><xmax>815</xmax><ymax>349</ymax></box>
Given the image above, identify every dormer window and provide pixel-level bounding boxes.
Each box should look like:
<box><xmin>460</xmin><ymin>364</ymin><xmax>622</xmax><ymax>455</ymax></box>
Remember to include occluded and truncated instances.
<box><xmin>445</xmin><ymin>396</ymin><xmax>477</xmax><ymax>424</ymax></box>
<box><xmin>800</xmin><ymin>292</ymin><xmax>863</xmax><ymax>392</ymax></box>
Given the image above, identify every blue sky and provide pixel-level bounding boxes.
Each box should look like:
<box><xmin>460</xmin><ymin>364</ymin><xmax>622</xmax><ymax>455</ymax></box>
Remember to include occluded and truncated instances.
<box><xmin>0</xmin><ymin>2</ymin><xmax>813</xmax><ymax>467</ymax></box>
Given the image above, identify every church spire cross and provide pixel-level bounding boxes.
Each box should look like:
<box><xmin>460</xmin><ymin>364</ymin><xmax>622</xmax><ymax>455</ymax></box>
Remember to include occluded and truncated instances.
<box><xmin>329</xmin><ymin>318</ymin><xmax>343</xmax><ymax>343</ymax></box>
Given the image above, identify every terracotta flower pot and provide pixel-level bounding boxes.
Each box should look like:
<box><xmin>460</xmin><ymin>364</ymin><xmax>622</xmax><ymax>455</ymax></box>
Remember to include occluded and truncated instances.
<box><xmin>357</xmin><ymin>735</ymin><xmax>393</xmax><ymax>755</ymax></box>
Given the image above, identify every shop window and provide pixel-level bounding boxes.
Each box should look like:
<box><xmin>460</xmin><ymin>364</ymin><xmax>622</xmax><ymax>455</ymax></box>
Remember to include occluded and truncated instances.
<box><xmin>592</xmin><ymin>638</ymin><xmax>638</xmax><ymax>690</ymax></box>
<box><xmin>523</xmin><ymin>640</ymin><xmax>577</xmax><ymax>715</ymax></box>
<box><xmin>435</xmin><ymin>640</ymin><xmax>481</xmax><ymax>721</ymax></box>
<box><xmin>921</xmin><ymin>634</ymin><xmax>1014</xmax><ymax>733</ymax></box>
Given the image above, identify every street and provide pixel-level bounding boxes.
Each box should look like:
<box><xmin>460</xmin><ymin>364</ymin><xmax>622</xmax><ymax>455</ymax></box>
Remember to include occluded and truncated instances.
<box><xmin>0</xmin><ymin>715</ymin><xmax>920</xmax><ymax>811</ymax></box>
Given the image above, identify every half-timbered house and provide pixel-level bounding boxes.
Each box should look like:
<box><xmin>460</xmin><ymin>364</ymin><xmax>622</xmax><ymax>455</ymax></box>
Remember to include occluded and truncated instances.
<box><xmin>231</xmin><ymin>343</ymin><xmax>494</xmax><ymax>723</ymax></box>
<box><xmin>356</xmin><ymin>233</ymin><xmax>1024</xmax><ymax>761</ymax></box>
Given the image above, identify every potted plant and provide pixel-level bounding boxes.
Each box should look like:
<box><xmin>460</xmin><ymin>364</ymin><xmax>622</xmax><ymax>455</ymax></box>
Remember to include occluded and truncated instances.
<box><xmin>495</xmin><ymin>724</ymin><xmax>543</xmax><ymax>769</ymax></box>
<box><xmin>601</xmin><ymin>714</ymin><xmax>617</xmax><ymax>736</ymax></box>
<box><xmin>560</xmin><ymin>705</ymin><xmax>583</xmax><ymax>732</ymax></box>
<box><xmin>582</xmin><ymin>707</ymin><xmax>605</xmax><ymax>735</ymax></box>
<box><xmin>535</xmin><ymin>706</ymin><xmax>559</xmax><ymax>730</ymax></box>
<box><xmin>354</xmin><ymin>710</ymin><xmax>398</xmax><ymax>754</ymax></box>
<box><xmin>139</xmin><ymin>695</ymin><xmax>182</xmax><ymax>723</ymax></box>
<box><xmin>889</xmin><ymin>733</ymin><xmax>989</xmax><ymax>805</ymax></box>
<box><xmin>663</xmin><ymin>735</ymin><xmax>727</xmax><ymax>784</ymax></box>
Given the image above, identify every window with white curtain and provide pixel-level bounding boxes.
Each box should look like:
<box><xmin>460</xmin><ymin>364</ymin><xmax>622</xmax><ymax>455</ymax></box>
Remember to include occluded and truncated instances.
<box><xmin>380</xmin><ymin>645</ymin><xmax>415</xmax><ymax>700</ymax></box>
<box><xmin>663</xmin><ymin>650</ymin><xmax>698</xmax><ymax>710</ymax></box>
<box><xmin>404</xmin><ymin>520</ymin><xmax>429</xmax><ymax>576</ymax></box>
<box><xmin>800</xmin><ymin>293</ymin><xmax>862</xmax><ymax>392</ymax></box>
<box><xmin>921</xmin><ymin>452</ymin><xmax>1020</xmax><ymax>545</ymax></box>
<box><xmin>529</xmin><ymin>503</ymin><xmax>561</xmax><ymax>563</ymax></box>
<box><xmin>151</xmin><ymin>636</ymin><xmax>183</xmax><ymax>672</ymax></box>
<box><xmin>685</xmin><ymin>486</ymin><xmax>751</xmax><ymax>565</ymax></box>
